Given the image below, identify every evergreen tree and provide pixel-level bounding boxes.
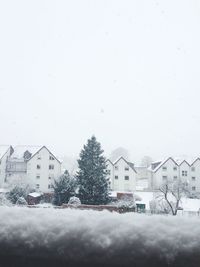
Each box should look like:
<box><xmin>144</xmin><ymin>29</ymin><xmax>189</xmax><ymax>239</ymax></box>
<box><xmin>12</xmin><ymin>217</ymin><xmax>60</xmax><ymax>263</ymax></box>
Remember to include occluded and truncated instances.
<box><xmin>53</xmin><ymin>170</ymin><xmax>76</xmax><ymax>206</ymax></box>
<box><xmin>7</xmin><ymin>185</ymin><xmax>31</xmax><ymax>204</ymax></box>
<box><xmin>76</xmin><ymin>136</ymin><xmax>109</xmax><ymax>205</ymax></box>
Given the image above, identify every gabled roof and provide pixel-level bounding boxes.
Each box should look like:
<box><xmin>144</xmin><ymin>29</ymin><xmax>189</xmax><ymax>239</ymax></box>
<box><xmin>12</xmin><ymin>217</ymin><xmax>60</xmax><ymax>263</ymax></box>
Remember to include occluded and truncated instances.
<box><xmin>179</xmin><ymin>160</ymin><xmax>191</xmax><ymax>167</ymax></box>
<box><xmin>0</xmin><ymin>145</ymin><xmax>13</xmax><ymax>160</ymax></box>
<box><xmin>12</xmin><ymin>145</ymin><xmax>42</xmax><ymax>159</ymax></box>
<box><xmin>150</xmin><ymin>156</ymin><xmax>200</xmax><ymax>172</ymax></box>
<box><xmin>191</xmin><ymin>158</ymin><xmax>200</xmax><ymax>166</ymax></box>
<box><xmin>11</xmin><ymin>145</ymin><xmax>61</xmax><ymax>164</ymax></box>
<box><xmin>151</xmin><ymin>157</ymin><xmax>178</xmax><ymax>173</ymax></box>
<box><xmin>106</xmin><ymin>159</ymin><xmax>114</xmax><ymax>165</ymax></box>
<box><xmin>27</xmin><ymin>146</ymin><xmax>62</xmax><ymax>164</ymax></box>
<box><xmin>113</xmin><ymin>156</ymin><xmax>137</xmax><ymax>173</ymax></box>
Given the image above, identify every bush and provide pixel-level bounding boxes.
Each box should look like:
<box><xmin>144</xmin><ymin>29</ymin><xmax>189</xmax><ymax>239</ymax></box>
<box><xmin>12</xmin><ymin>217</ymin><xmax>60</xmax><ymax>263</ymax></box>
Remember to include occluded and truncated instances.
<box><xmin>7</xmin><ymin>185</ymin><xmax>31</xmax><ymax>204</ymax></box>
<box><xmin>68</xmin><ymin>196</ymin><xmax>81</xmax><ymax>207</ymax></box>
<box><xmin>16</xmin><ymin>197</ymin><xmax>28</xmax><ymax>206</ymax></box>
<box><xmin>0</xmin><ymin>194</ymin><xmax>12</xmax><ymax>206</ymax></box>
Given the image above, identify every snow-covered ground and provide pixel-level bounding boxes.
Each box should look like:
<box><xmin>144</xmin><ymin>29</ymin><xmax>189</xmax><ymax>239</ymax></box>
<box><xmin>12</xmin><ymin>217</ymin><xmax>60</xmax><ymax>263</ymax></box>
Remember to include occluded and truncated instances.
<box><xmin>0</xmin><ymin>206</ymin><xmax>200</xmax><ymax>266</ymax></box>
<box><xmin>135</xmin><ymin>191</ymin><xmax>200</xmax><ymax>212</ymax></box>
<box><xmin>110</xmin><ymin>190</ymin><xmax>200</xmax><ymax>212</ymax></box>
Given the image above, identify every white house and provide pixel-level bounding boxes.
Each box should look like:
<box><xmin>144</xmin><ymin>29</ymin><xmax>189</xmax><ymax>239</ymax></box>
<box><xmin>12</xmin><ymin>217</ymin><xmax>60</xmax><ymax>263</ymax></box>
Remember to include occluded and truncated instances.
<box><xmin>148</xmin><ymin>157</ymin><xmax>200</xmax><ymax>193</ymax></box>
<box><xmin>2</xmin><ymin>145</ymin><xmax>62</xmax><ymax>193</ymax></box>
<box><xmin>0</xmin><ymin>146</ymin><xmax>14</xmax><ymax>187</ymax></box>
<box><xmin>106</xmin><ymin>157</ymin><xmax>137</xmax><ymax>192</ymax></box>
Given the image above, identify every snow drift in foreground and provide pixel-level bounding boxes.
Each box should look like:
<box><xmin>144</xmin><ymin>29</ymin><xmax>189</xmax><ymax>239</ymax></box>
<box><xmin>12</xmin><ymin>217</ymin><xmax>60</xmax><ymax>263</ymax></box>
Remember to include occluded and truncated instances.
<box><xmin>0</xmin><ymin>207</ymin><xmax>199</xmax><ymax>267</ymax></box>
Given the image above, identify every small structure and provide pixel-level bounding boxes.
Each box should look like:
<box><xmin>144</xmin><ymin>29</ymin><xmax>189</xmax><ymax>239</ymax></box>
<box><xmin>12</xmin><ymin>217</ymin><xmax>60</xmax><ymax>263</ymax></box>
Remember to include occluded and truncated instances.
<box><xmin>27</xmin><ymin>192</ymin><xmax>43</xmax><ymax>205</ymax></box>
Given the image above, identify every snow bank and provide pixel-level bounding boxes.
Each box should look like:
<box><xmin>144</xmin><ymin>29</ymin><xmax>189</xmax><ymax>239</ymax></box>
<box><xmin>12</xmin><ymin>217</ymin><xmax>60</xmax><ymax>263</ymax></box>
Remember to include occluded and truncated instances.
<box><xmin>0</xmin><ymin>207</ymin><xmax>200</xmax><ymax>267</ymax></box>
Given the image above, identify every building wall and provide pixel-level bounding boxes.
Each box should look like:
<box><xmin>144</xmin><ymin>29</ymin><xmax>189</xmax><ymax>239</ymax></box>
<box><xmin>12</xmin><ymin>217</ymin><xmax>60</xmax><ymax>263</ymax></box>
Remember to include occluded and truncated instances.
<box><xmin>106</xmin><ymin>158</ymin><xmax>136</xmax><ymax>192</ymax></box>
<box><xmin>106</xmin><ymin>160</ymin><xmax>114</xmax><ymax>190</ymax></box>
<box><xmin>149</xmin><ymin>158</ymin><xmax>200</xmax><ymax>194</ymax></box>
<box><xmin>189</xmin><ymin>159</ymin><xmax>200</xmax><ymax>193</ymax></box>
<box><xmin>26</xmin><ymin>147</ymin><xmax>61</xmax><ymax>193</ymax></box>
<box><xmin>0</xmin><ymin>147</ymin><xmax>13</xmax><ymax>186</ymax></box>
<box><xmin>135</xmin><ymin>166</ymin><xmax>148</xmax><ymax>180</ymax></box>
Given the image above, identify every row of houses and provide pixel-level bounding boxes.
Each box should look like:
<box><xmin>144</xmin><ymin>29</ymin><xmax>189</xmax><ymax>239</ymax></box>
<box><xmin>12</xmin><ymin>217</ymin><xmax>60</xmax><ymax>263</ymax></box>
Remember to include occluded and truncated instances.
<box><xmin>0</xmin><ymin>145</ymin><xmax>147</xmax><ymax>194</ymax></box>
<box><xmin>0</xmin><ymin>145</ymin><xmax>61</xmax><ymax>192</ymax></box>
<box><xmin>148</xmin><ymin>157</ymin><xmax>200</xmax><ymax>193</ymax></box>
<box><xmin>106</xmin><ymin>156</ymin><xmax>200</xmax><ymax>194</ymax></box>
<box><xmin>1</xmin><ymin>144</ymin><xmax>199</xmax><ymax>195</ymax></box>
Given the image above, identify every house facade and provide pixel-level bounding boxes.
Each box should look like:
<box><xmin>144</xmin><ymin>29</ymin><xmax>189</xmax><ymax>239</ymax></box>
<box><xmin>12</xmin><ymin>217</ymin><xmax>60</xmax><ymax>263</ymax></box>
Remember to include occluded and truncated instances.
<box><xmin>0</xmin><ymin>145</ymin><xmax>62</xmax><ymax>192</ymax></box>
<box><xmin>148</xmin><ymin>157</ymin><xmax>200</xmax><ymax>193</ymax></box>
<box><xmin>0</xmin><ymin>146</ymin><xmax>14</xmax><ymax>186</ymax></box>
<box><xmin>106</xmin><ymin>157</ymin><xmax>137</xmax><ymax>192</ymax></box>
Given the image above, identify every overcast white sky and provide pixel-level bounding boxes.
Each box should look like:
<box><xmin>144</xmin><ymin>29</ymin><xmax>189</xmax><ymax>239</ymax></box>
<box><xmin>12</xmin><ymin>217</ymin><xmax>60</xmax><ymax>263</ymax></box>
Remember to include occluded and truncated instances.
<box><xmin>0</xmin><ymin>0</ymin><xmax>200</xmax><ymax>162</ymax></box>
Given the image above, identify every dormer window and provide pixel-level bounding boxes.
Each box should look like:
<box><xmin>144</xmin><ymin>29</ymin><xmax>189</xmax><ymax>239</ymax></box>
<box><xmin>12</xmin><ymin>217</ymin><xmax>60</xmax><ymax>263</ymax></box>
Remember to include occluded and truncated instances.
<box><xmin>125</xmin><ymin>166</ymin><xmax>129</xmax><ymax>171</ymax></box>
<box><xmin>115</xmin><ymin>166</ymin><xmax>118</xmax><ymax>171</ymax></box>
<box><xmin>24</xmin><ymin>150</ymin><xmax>32</xmax><ymax>160</ymax></box>
<box><xmin>162</xmin><ymin>166</ymin><xmax>167</xmax><ymax>171</ymax></box>
<box><xmin>49</xmin><ymin>155</ymin><xmax>55</xmax><ymax>160</ymax></box>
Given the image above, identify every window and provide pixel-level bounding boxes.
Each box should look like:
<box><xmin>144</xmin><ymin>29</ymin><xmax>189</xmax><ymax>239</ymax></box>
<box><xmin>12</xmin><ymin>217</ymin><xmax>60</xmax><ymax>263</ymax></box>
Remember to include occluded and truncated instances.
<box><xmin>49</xmin><ymin>155</ymin><xmax>55</xmax><ymax>160</ymax></box>
<box><xmin>36</xmin><ymin>175</ymin><xmax>40</xmax><ymax>179</ymax></box>
<box><xmin>192</xmin><ymin>186</ymin><xmax>196</xmax><ymax>191</ymax></box>
<box><xmin>36</xmin><ymin>184</ymin><xmax>40</xmax><ymax>189</ymax></box>
<box><xmin>173</xmin><ymin>176</ymin><xmax>178</xmax><ymax>180</ymax></box>
<box><xmin>182</xmin><ymin>171</ymin><xmax>188</xmax><ymax>176</ymax></box>
<box><xmin>115</xmin><ymin>166</ymin><xmax>118</xmax><ymax>170</ymax></box>
<box><xmin>115</xmin><ymin>175</ymin><xmax>118</xmax><ymax>180</ymax></box>
<box><xmin>191</xmin><ymin>167</ymin><xmax>195</xmax><ymax>172</ymax></box>
<box><xmin>37</xmin><ymin>164</ymin><xmax>41</xmax><ymax>169</ymax></box>
<box><xmin>162</xmin><ymin>166</ymin><xmax>167</xmax><ymax>171</ymax></box>
<box><xmin>125</xmin><ymin>176</ymin><xmax>129</xmax><ymax>180</ymax></box>
<box><xmin>173</xmin><ymin>166</ymin><xmax>177</xmax><ymax>171</ymax></box>
<box><xmin>49</xmin><ymin>174</ymin><xmax>54</xmax><ymax>180</ymax></box>
<box><xmin>125</xmin><ymin>166</ymin><xmax>129</xmax><ymax>171</ymax></box>
<box><xmin>192</xmin><ymin>177</ymin><xmax>196</xmax><ymax>181</ymax></box>
<box><xmin>37</xmin><ymin>155</ymin><xmax>41</xmax><ymax>160</ymax></box>
<box><xmin>49</xmin><ymin>164</ymin><xmax>54</xmax><ymax>170</ymax></box>
<box><xmin>162</xmin><ymin>176</ymin><xmax>167</xmax><ymax>181</ymax></box>
<box><xmin>106</xmin><ymin>169</ymin><xmax>111</xmax><ymax>175</ymax></box>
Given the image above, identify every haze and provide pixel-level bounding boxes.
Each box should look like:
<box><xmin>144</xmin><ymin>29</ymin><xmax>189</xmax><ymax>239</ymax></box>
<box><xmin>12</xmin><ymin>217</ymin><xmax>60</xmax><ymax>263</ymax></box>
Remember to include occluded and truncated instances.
<box><xmin>0</xmin><ymin>0</ymin><xmax>200</xmax><ymax>163</ymax></box>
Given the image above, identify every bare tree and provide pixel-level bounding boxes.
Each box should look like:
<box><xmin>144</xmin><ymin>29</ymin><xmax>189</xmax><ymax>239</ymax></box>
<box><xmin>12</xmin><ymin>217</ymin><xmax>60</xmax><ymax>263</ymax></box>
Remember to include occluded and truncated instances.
<box><xmin>157</xmin><ymin>180</ymin><xmax>188</xmax><ymax>216</ymax></box>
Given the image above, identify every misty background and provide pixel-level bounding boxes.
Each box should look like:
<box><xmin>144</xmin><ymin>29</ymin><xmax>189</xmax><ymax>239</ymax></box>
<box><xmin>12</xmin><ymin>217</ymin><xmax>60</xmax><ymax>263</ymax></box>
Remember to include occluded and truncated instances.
<box><xmin>0</xmin><ymin>0</ymin><xmax>200</xmax><ymax>167</ymax></box>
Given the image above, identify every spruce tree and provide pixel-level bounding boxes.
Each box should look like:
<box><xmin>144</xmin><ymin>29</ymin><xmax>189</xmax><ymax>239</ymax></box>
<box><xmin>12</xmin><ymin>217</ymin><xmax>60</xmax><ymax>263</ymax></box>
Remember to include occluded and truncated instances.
<box><xmin>76</xmin><ymin>136</ymin><xmax>109</xmax><ymax>205</ymax></box>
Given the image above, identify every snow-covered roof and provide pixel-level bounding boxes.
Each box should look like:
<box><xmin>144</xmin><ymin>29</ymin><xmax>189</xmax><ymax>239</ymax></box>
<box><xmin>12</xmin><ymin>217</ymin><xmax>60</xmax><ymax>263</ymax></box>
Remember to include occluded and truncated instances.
<box><xmin>109</xmin><ymin>191</ymin><xmax>134</xmax><ymax>198</ymax></box>
<box><xmin>148</xmin><ymin>156</ymin><xmax>200</xmax><ymax>173</ymax></box>
<box><xmin>11</xmin><ymin>145</ymin><xmax>42</xmax><ymax>159</ymax></box>
<box><xmin>0</xmin><ymin>145</ymin><xmax>10</xmax><ymax>159</ymax></box>
<box><xmin>108</xmin><ymin>156</ymin><xmax>137</xmax><ymax>173</ymax></box>
<box><xmin>0</xmin><ymin>188</ymin><xmax>9</xmax><ymax>193</ymax></box>
<box><xmin>28</xmin><ymin>192</ymin><xmax>42</xmax><ymax>198</ymax></box>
